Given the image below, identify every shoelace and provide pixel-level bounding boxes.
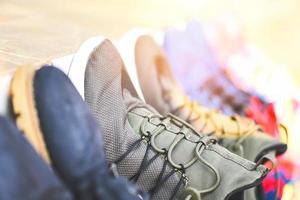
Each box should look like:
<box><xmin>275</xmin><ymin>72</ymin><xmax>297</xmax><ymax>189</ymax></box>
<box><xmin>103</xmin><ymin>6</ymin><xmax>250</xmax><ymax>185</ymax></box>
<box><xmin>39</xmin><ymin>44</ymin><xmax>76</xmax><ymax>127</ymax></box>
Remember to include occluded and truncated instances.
<box><xmin>166</xmin><ymin>93</ymin><xmax>260</xmax><ymax>157</ymax></box>
<box><xmin>112</xmin><ymin>111</ymin><xmax>220</xmax><ymax>200</ymax></box>
<box><xmin>165</xmin><ymin>93</ymin><xmax>286</xmax><ymax>200</ymax></box>
<box><xmin>199</xmin><ymin>76</ymin><xmax>249</xmax><ymax>113</ymax></box>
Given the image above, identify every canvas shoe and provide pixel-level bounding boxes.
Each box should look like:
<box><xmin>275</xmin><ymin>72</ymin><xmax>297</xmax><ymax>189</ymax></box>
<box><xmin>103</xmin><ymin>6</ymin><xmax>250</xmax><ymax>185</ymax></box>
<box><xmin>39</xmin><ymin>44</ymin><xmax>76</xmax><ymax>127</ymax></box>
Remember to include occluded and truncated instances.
<box><xmin>10</xmin><ymin>65</ymin><xmax>146</xmax><ymax>200</ymax></box>
<box><xmin>129</xmin><ymin>34</ymin><xmax>288</xmax><ymax>199</ymax></box>
<box><xmin>0</xmin><ymin>116</ymin><xmax>72</xmax><ymax>200</ymax></box>
<box><xmin>54</xmin><ymin>36</ymin><xmax>270</xmax><ymax>199</ymax></box>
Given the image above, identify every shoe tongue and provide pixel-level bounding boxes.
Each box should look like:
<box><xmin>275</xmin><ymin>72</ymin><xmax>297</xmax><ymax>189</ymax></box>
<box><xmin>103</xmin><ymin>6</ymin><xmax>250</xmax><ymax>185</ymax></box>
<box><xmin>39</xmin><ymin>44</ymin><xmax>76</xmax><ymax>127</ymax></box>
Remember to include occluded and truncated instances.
<box><xmin>123</xmin><ymin>89</ymin><xmax>160</xmax><ymax>115</ymax></box>
<box><xmin>135</xmin><ymin>35</ymin><xmax>183</xmax><ymax>115</ymax></box>
<box><xmin>124</xmin><ymin>89</ymin><xmax>162</xmax><ymax>134</ymax></box>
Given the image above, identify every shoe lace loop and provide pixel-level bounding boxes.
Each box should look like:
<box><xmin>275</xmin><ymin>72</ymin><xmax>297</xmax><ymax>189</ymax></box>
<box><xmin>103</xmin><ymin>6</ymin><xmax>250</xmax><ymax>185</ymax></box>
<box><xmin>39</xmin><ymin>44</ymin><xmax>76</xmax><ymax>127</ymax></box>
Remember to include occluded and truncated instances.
<box><xmin>168</xmin><ymin>94</ymin><xmax>260</xmax><ymax>157</ymax></box>
<box><xmin>150</xmin><ymin>113</ymin><xmax>220</xmax><ymax>193</ymax></box>
<box><xmin>113</xmin><ymin>111</ymin><xmax>221</xmax><ymax>199</ymax></box>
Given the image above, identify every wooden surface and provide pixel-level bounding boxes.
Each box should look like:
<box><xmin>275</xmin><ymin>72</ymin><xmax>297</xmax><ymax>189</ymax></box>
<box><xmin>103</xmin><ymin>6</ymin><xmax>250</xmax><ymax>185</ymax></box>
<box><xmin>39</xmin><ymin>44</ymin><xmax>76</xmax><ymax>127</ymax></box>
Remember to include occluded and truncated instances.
<box><xmin>1</xmin><ymin>0</ymin><xmax>300</xmax><ymax>78</ymax></box>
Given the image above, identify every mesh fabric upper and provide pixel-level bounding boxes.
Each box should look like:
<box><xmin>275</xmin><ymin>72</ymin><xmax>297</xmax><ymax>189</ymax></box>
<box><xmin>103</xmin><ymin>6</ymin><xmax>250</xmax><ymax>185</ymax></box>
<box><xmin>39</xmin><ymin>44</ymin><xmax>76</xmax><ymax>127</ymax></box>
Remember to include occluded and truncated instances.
<box><xmin>84</xmin><ymin>40</ymin><xmax>181</xmax><ymax>200</ymax></box>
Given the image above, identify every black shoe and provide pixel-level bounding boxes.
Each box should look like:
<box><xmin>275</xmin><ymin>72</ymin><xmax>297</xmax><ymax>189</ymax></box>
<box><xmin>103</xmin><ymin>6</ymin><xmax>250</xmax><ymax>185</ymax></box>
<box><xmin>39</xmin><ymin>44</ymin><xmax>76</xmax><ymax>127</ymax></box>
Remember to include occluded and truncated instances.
<box><xmin>0</xmin><ymin>116</ymin><xmax>72</xmax><ymax>200</ymax></box>
<box><xmin>10</xmin><ymin>65</ymin><xmax>147</xmax><ymax>200</ymax></box>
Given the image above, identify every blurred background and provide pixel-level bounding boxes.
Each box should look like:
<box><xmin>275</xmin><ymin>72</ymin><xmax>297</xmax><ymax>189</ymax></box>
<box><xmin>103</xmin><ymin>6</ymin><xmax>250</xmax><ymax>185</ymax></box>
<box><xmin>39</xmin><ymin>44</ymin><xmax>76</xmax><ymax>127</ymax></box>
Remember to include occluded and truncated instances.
<box><xmin>1</xmin><ymin>0</ymin><xmax>300</xmax><ymax>199</ymax></box>
<box><xmin>1</xmin><ymin>0</ymin><xmax>300</xmax><ymax>74</ymax></box>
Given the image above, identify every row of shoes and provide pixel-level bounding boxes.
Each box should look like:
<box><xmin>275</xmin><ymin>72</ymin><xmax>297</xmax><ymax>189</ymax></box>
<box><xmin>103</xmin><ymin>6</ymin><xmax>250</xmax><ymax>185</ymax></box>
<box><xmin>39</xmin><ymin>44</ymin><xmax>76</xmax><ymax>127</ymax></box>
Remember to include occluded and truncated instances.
<box><xmin>162</xmin><ymin>22</ymin><xmax>297</xmax><ymax>200</ymax></box>
<box><xmin>0</xmin><ymin>32</ymin><xmax>287</xmax><ymax>200</ymax></box>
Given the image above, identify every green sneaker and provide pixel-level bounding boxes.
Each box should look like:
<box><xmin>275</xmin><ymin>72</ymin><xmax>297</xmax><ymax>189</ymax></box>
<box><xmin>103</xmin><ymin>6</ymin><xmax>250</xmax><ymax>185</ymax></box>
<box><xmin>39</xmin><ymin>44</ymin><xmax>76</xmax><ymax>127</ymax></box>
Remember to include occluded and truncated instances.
<box><xmin>130</xmin><ymin>34</ymin><xmax>287</xmax><ymax>160</ymax></box>
<box><xmin>127</xmin><ymin>34</ymin><xmax>287</xmax><ymax>199</ymax></box>
<box><xmin>55</xmin><ymin>37</ymin><xmax>269</xmax><ymax>200</ymax></box>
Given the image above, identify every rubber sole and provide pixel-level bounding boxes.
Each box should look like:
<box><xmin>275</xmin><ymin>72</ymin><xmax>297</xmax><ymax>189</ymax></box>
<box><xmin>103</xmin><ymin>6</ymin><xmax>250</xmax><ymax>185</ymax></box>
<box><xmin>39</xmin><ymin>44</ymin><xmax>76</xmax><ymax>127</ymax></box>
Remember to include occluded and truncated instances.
<box><xmin>10</xmin><ymin>65</ymin><xmax>50</xmax><ymax>162</ymax></box>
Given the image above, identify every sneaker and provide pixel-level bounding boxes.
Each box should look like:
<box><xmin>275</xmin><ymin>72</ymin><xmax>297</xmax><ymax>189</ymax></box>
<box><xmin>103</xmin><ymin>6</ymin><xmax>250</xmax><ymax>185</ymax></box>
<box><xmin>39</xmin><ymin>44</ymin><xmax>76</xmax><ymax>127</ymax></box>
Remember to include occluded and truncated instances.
<box><xmin>10</xmin><ymin>65</ymin><xmax>50</xmax><ymax>162</ymax></box>
<box><xmin>133</xmin><ymin>34</ymin><xmax>287</xmax><ymax>159</ymax></box>
<box><xmin>0</xmin><ymin>116</ymin><xmax>72</xmax><ymax>199</ymax></box>
<box><xmin>129</xmin><ymin>34</ymin><xmax>287</xmax><ymax>199</ymax></box>
<box><xmin>10</xmin><ymin>65</ymin><xmax>146</xmax><ymax>200</ymax></box>
<box><xmin>163</xmin><ymin>21</ymin><xmax>254</xmax><ymax>115</ymax></box>
<box><xmin>56</xmin><ymin>37</ymin><xmax>269</xmax><ymax>200</ymax></box>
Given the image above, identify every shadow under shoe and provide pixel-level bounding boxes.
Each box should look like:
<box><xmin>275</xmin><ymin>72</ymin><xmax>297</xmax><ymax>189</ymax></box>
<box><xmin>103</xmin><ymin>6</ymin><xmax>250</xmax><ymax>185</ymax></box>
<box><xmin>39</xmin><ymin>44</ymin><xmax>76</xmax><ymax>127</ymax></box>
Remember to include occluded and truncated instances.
<box><xmin>33</xmin><ymin>66</ymin><xmax>147</xmax><ymax>200</ymax></box>
<box><xmin>83</xmin><ymin>39</ymin><xmax>269</xmax><ymax>200</ymax></box>
<box><xmin>0</xmin><ymin>116</ymin><xmax>72</xmax><ymax>200</ymax></box>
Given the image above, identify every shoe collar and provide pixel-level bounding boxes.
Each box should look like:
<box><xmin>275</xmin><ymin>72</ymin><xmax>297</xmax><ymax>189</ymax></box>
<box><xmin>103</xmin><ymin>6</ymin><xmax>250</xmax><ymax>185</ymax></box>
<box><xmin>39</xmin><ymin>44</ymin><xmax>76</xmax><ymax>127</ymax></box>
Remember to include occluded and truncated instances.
<box><xmin>52</xmin><ymin>36</ymin><xmax>106</xmax><ymax>99</ymax></box>
<box><xmin>114</xmin><ymin>28</ymin><xmax>164</xmax><ymax>102</ymax></box>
